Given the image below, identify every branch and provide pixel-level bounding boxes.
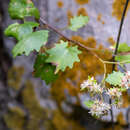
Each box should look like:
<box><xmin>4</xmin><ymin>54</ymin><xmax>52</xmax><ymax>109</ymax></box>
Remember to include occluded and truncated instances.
<box><xmin>39</xmin><ymin>18</ymin><xmax>104</xmax><ymax>63</ymax></box>
<box><xmin>110</xmin><ymin>0</ymin><xmax>130</xmax><ymax>129</ymax></box>
<box><xmin>39</xmin><ymin>18</ymin><xmax>101</xmax><ymax>51</ymax></box>
<box><xmin>112</xmin><ymin>0</ymin><xmax>130</xmax><ymax>70</ymax></box>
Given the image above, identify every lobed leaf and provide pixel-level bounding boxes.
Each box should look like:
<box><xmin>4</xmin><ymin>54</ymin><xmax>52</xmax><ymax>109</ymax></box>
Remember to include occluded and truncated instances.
<box><xmin>46</xmin><ymin>40</ymin><xmax>82</xmax><ymax>74</ymax></box>
<box><xmin>12</xmin><ymin>30</ymin><xmax>49</xmax><ymax>57</ymax></box>
<box><xmin>115</xmin><ymin>55</ymin><xmax>130</xmax><ymax>63</ymax></box>
<box><xmin>9</xmin><ymin>0</ymin><xmax>40</xmax><ymax>19</ymax></box>
<box><xmin>69</xmin><ymin>15</ymin><xmax>89</xmax><ymax>31</ymax></box>
<box><xmin>115</xmin><ymin>43</ymin><xmax>130</xmax><ymax>63</ymax></box>
<box><xmin>4</xmin><ymin>22</ymin><xmax>39</xmax><ymax>40</ymax></box>
<box><xmin>117</xmin><ymin>43</ymin><xmax>130</xmax><ymax>52</ymax></box>
<box><xmin>105</xmin><ymin>71</ymin><xmax>124</xmax><ymax>86</ymax></box>
<box><xmin>34</xmin><ymin>54</ymin><xmax>58</xmax><ymax>84</ymax></box>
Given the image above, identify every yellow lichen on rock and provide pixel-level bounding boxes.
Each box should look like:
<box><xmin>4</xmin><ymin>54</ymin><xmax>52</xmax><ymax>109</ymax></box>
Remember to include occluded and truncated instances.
<box><xmin>112</xmin><ymin>0</ymin><xmax>130</xmax><ymax>20</ymax></box>
<box><xmin>22</xmin><ymin>81</ymin><xmax>46</xmax><ymax>119</ymax></box>
<box><xmin>67</xmin><ymin>10</ymin><xmax>73</xmax><ymax>25</ymax></box>
<box><xmin>107</xmin><ymin>37</ymin><xmax>115</xmax><ymax>45</ymax></box>
<box><xmin>7</xmin><ymin>66</ymin><xmax>24</xmax><ymax>90</ymax></box>
<box><xmin>122</xmin><ymin>92</ymin><xmax>130</xmax><ymax>108</ymax></box>
<box><xmin>22</xmin><ymin>81</ymin><xmax>48</xmax><ymax>130</ymax></box>
<box><xmin>52</xmin><ymin>110</ymin><xmax>85</xmax><ymax>130</ymax></box>
<box><xmin>57</xmin><ymin>1</ymin><xmax>64</xmax><ymax>8</ymax></box>
<box><xmin>75</xmin><ymin>0</ymin><xmax>89</xmax><ymax>5</ymax></box>
<box><xmin>97</xmin><ymin>13</ymin><xmax>105</xmax><ymax>25</ymax></box>
<box><xmin>4</xmin><ymin>107</ymin><xmax>25</xmax><ymax>130</ymax></box>
<box><xmin>77</xmin><ymin>7</ymin><xmax>88</xmax><ymax>16</ymax></box>
<box><xmin>116</xmin><ymin>112</ymin><xmax>126</xmax><ymax>125</ymax></box>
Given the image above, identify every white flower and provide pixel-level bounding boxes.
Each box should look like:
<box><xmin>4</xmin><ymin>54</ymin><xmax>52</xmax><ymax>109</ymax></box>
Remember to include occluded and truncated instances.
<box><xmin>106</xmin><ymin>88</ymin><xmax>122</xmax><ymax>99</ymax></box>
<box><xmin>80</xmin><ymin>77</ymin><xmax>94</xmax><ymax>90</ymax></box>
<box><xmin>89</xmin><ymin>100</ymin><xmax>110</xmax><ymax>117</ymax></box>
<box><xmin>80</xmin><ymin>77</ymin><xmax>103</xmax><ymax>94</ymax></box>
<box><xmin>121</xmin><ymin>71</ymin><xmax>130</xmax><ymax>89</ymax></box>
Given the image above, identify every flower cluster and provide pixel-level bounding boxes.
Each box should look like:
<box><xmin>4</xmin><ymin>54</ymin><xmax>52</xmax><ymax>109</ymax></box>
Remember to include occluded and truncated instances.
<box><xmin>81</xmin><ymin>72</ymin><xmax>129</xmax><ymax>118</ymax></box>
<box><xmin>106</xmin><ymin>88</ymin><xmax>123</xmax><ymax>108</ymax></box>
<box><xmin>80</xmin><ymin>77</ymin><xmax>103</xmax><ymax>94</ymax></box>
<box><xmin>121</xmin><ymin>71</ymin><xmax>130</xmax><ymax>89</ymax></box>
<box><xmin>89</xmin><ymin>100</ymin><xmax>110</xmax><ymax>117</ymax></box>
<box><xmin>106</xmin><ymin>88</ymin><xmax>122</xmax><ymax>99</ymax></box>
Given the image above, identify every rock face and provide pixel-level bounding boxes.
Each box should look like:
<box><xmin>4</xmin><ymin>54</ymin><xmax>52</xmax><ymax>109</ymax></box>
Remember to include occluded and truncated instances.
<box><xmin>0</xmin><ymin>0</ymin><xmax>130</xmax><ymax>130</ymax></box>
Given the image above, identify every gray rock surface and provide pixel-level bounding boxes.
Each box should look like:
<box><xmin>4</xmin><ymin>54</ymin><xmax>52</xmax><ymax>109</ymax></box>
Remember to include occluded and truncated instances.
<box><xmin>48</xmin><ymin>0</ymin><xmax>130</xmax><ymax>121</ymax></box>
<box><xmin>0</xmin><ymin>0</ymin><xmax>130</xmax><ymax>129</ymax></box>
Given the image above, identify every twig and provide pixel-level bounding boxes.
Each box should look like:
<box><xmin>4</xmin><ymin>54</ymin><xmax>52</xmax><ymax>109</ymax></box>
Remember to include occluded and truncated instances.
<box><xmin>39</xmin><ymin>18</ymin><xmax>104</xmax><ymax>63</ymax></box>
<box><xmin>104</xmin><ymin>60</ymin><xmax>130</xmax><ymax>64</ymax></box>
<box><xmin>39</xmin><ymin>18</ymin><xmax>93</xmax><ymax>50</ymax></box>
<box><xmin>39</xmin><ymin>5</ymin><xmax>130</xmax><ymax>129</ymax></box>
<box><xmin>112</xmin><ymin>0</ymin><xmax>129</xmax><ymax>70</ymax></box>
<box><xmin>111</xmin><ymin>0</ymin><xmax>130</xmax><ymax>129</ymax></box>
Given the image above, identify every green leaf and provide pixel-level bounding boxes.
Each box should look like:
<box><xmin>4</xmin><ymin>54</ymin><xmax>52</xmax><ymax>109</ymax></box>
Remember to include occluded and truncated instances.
<box><xmin>84</xmin><ymin>100</ymin><xmax>94</xmax><ymax>108</ymax></box>
<box><xmin>117</xmin><ymin>43</ymin><xmax>130</xmax><ymax>52</ymax></box>
<box><xmin>9</xmin><ymin>0</ymin><xmax>40</xmax><ymax>19</ymax></box>
<box><xmin>4</xmin><ymin>23</ymin><xmax>19</xmax><ymax>39</ymax></box>
<box><xmin>105</xmin><ymin>71</ymin><xmax>124</xmax><ymax>86</ymax></box>
<box><xmin>34</xmin><ymin>54</ymin><xmax>58</xmax><ymax>84</ymax></box>
<box><xmin>4</xmin><ymin>22</ymin><xmax>39</xmax><ymax>40</ymax></box>
<box><xmin>17</xmin><ymin>22</ymin><xmax>39</xmax><ymax>40</ymax></box>
<box><xmin>115</xmin><ymin>55</ymin><xmax>130</xmax><ymax>63</ymax></box>
<box><xmin>115</xmin><ymin>43</ymin><xmax>130</xmax><ymax>63</ymax></box>
<box><xmin>12</xmin><ymin>30</ymin><xmax>49</xmax><ymax>57</ymax></box>
<box><xmin>46</xmin><ymin>40</ymin><xmax>82</xmax><ymax>74</ymax></box>
<box><xmin>69</xmin><ymin>15</ymin><xmax>89</xmax><ymax>31</ymax></box>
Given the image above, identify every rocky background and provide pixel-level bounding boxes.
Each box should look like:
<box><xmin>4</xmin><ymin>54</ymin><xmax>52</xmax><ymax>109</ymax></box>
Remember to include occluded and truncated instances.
<box><xmin>0</xmin><ymin>0</ymin><xmax>130</xmax><ymax>130</ymax></box>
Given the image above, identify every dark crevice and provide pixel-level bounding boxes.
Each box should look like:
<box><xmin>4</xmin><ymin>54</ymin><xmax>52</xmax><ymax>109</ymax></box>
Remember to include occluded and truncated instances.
<box><xmin>0</xmin><ymin>0</ymin><xmax>13</xmax><ymax>129</ymax></box>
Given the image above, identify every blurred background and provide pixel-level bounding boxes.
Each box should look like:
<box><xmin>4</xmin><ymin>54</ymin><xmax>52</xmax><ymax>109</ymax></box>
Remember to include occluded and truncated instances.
<box><xmin>0</xmin><ymin>0</ymin><xmax>130</xmax><ymax>130</ymax></box>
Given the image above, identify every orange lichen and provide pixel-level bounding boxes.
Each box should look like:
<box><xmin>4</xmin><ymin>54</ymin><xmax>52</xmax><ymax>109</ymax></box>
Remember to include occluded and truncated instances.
<box><xmin>75</xmin><ymin>0</ymin><xmax>89</xmax><ymax>5</ymax></box>
<box><xmin>102</xmin><ymin>21</ymin><xmax>105</xmax><ymax>24</ymax></box>
<box><xmin>107</xmin><ymin>37</ymin><xmax>115</xmax><ymax>45</ymax></box>
<box><xmin>116</xmin><ymin>112</ymin><xmax>126</xmax><ymax>125</ymax></box>
<box><xmin>97</xmin><ymin>13</ymin><xmax>105</xmax><ymax>25</ymax></box>
<box><xmin>67</xmin><ymin>10</ymin><xmax>73</xmax><ymax>25</ymax></box>
<box><xmin>122</xmin><ymin>92</ymin><xmax>130</xmax><ymax>108</ymax></box>
<box><xmin>57</xmin><ymin>1</ymin><xmax>64</xmax><ymax>8</ymax></box>
<box><xmin>112</xmin><ymin>0</ymin><xmax>130</xmax><ymax>21</ymax></box>
<box><xmin>97</xmin><ymin>14</ymin><xmax>102</xmax><ymax>21</ymax></box>
<box><xmin>77</xmin><ymin>7</ymin><xmax>88</xmax><ymax>16</ymax></box>
<box><xmin>51</xmin><ymin>36</ymin><xmax>113</xmax><ymax>107</ymax></box>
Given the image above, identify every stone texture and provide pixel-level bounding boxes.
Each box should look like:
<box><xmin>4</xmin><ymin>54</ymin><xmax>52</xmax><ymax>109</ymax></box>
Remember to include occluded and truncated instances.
<box><xmin>0</xmin><ymin>0</ymin><xmax>130</xmax><ymax>129</ymax></box>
